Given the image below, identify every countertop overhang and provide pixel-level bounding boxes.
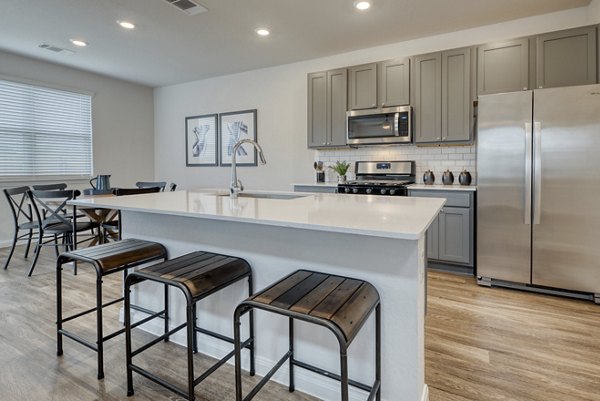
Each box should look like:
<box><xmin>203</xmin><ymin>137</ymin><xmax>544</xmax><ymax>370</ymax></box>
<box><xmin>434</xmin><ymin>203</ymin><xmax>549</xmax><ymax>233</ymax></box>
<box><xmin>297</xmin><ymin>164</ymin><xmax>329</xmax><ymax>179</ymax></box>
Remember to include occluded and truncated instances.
<box><xmin>70</xmin><ymin>190</ymin><xmax>445</xmax><ymax>240</ymax></box>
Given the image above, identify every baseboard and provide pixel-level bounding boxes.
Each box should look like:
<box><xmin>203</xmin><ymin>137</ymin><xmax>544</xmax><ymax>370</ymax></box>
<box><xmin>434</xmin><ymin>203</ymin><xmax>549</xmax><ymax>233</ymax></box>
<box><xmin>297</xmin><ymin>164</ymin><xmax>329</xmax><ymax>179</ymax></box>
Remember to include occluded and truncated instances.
<box><xmin>422</xmin><ymin>384</ymin><xmax>430</xmax><ymax>401</ymax></box>
<box><xmin>126</xmin><ymin>309</ymin><xmax>376</xmax><ymax>401</ymax></box>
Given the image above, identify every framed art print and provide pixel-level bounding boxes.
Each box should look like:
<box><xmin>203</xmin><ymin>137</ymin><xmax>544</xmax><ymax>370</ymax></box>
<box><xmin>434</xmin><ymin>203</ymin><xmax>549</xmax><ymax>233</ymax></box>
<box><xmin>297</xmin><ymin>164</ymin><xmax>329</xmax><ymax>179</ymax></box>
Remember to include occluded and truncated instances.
<box><xmin>219</xmin><ymin>109</ymin><xmax>257</xmax><ymax>166</ymax></box>
<box><xmin>186</xmin><ymin>113</ymin><xmax>218</xmax><ymax>166</ymax></box>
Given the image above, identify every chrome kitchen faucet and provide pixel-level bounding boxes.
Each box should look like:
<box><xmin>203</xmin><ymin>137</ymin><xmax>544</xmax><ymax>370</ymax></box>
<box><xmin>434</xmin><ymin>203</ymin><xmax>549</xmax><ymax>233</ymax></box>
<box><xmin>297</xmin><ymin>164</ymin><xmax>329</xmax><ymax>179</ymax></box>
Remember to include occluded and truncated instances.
<box><xmin>230</xmin><ymin>139</ymin><xmax>267</xmax><ymax>199</ymax></box>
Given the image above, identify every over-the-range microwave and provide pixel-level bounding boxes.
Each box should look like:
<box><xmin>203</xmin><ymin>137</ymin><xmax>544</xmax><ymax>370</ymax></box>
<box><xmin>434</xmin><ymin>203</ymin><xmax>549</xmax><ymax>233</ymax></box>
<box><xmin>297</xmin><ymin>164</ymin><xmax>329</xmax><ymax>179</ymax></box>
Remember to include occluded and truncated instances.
<box><xmin>347</xmin><ymin>106</ymin><xmax>412</xmax><ymax>146</ymax></box>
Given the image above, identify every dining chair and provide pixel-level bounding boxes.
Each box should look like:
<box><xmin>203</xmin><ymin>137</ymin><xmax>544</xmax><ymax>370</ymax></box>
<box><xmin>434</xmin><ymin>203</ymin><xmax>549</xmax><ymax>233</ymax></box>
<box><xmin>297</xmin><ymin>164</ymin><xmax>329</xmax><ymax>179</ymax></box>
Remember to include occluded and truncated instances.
<box><xmin>169</xmin><ymin>183</ymin><xmax>177</xmax><ymax>191</ymax></box>
<box><xmin>113</xmin><ymin>187</ymin><xmax>162</xmax><ymax>196</ymax></box>
<box><xmin>27</xmin><ymin>189</ymin><xmax>98</xmax><ymax>277</ymax></box>
<box><xmin>135</xmin><ymin>181</ymin><xmax>167</xmax><ymax>191</ymax></box>
<box><xmin>2</xmin><ymin>186</ymin><xmax>38</xmax><ymax>270</ymax></box>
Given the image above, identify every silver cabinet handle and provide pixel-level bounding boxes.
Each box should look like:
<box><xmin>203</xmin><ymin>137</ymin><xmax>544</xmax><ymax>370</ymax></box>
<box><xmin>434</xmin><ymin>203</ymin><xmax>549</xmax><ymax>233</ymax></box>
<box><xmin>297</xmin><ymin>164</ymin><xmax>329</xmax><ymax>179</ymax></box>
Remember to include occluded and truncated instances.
<box><xmin>533</xmin><ymin>122</ymin><xmax>542</xmax><ymax>224</ymax></box>
<box><xmin>524</xmin><ymin>123</ymin><xmax>532</xmax><ymax>225</ymax></box>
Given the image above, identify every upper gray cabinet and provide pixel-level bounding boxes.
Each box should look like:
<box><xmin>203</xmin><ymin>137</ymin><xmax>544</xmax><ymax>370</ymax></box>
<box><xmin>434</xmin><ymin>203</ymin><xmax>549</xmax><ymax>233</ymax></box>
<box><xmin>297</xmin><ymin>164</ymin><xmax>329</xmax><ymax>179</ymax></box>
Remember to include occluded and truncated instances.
<box><xmin>349</xmin><ymin>59</ymin><xmax>410</xmax><ymax>110</ymax></box>
<box><xmin>536</xmin><ymin>26</ymin><xmax>597</xmax><ymax>89</ymax></box>
<box><xmin>380</xmin><ymin>58</ymin><xmax>410</xmax><ymax>107</ymax></box>
<box><xmin>413</xmin><ymin>47</ymin><xmax>472</xmax><ymax>144</ymax></box>
<box><xmin>307</xmin><ymin>68</ymin><xmax>348</xmax><ymax>149</ymax></box>
<box><xmin>348</xmin><ymin>63</ymin><xmax>378</xmax><ymax>110</ymax></box>
<box><xmin>477</xmin><ymin>39</ymin><xmax>529</xmax><ymax>95</ymax></box>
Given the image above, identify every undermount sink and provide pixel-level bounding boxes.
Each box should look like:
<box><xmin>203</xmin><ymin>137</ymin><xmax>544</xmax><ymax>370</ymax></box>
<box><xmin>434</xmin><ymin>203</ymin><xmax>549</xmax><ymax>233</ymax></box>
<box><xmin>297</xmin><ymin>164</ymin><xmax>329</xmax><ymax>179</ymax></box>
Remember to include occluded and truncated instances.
<box><xmin>217</xmin><ymin>192</ymin><xmax>308</xmax><ymax>200</ymax></box>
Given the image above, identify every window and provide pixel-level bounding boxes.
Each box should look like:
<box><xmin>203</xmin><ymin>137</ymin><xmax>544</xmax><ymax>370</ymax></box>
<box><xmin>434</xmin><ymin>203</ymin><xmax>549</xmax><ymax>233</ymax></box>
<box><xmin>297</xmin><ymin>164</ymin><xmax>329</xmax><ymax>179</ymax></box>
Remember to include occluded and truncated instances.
<box><xmin>0</xmin><ymin>79</ymin><xmax>92</xmax><ymax>178</ymax></box>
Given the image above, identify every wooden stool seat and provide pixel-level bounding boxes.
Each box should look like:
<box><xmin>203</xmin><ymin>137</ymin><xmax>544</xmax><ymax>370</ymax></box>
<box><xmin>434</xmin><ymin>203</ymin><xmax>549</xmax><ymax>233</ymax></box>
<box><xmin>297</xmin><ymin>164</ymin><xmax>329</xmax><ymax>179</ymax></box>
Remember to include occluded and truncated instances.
<box><xmin>234</xmin><ymin>270</ymin><xmax>381</xmax><ymax>401</ymax></box>
<box><xmin>58</xmin><ymin>238</ymin><xmax>167</xmax><ymax>275</ymax></box>
<box><xmin>125</xmin><ymin>251</ymin><xmax>255</xmax><ymax>401</ymax></box>
<box><xmin>127</xmin><ymin>251</ymin><xmax>251</xmax><ymax>300</ymax></box>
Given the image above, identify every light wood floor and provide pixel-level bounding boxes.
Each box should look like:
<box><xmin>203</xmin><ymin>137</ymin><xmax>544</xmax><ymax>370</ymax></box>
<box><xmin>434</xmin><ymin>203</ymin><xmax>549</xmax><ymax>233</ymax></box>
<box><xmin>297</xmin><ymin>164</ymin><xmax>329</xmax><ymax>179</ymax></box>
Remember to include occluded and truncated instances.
<box><xmin>1</xmin><ymin>246</ymin><xmax>600</xmax><ymax>400</ymax></box>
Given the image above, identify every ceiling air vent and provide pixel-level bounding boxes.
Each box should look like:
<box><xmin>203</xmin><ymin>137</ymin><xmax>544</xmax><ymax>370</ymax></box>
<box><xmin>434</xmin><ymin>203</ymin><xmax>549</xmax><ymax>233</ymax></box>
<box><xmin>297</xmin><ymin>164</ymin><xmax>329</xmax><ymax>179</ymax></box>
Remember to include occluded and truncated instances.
<box><xmin>38</xmin><ymin>44</ymin><xmax>74</xmax><ymax>55</ymax></box>
<box><xmin>164</xmin><ymin>0</ymin><xmax>208</xmax><ymax>16</ymax></box>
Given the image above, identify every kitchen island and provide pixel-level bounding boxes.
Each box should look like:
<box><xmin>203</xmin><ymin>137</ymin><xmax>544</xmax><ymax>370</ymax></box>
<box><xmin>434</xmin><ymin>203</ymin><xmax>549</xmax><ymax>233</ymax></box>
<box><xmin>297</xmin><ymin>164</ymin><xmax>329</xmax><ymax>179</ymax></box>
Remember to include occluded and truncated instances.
<box><xmin>70</xmin><ymin>190</ymin><xmax>444</xmax><ymax>401</ymax></box>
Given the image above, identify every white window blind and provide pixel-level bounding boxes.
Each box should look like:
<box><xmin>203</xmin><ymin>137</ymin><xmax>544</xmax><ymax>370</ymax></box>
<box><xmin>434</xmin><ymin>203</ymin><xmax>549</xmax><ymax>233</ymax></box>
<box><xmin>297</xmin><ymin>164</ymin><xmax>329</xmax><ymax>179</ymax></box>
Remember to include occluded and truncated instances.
<box><xmin>0</xmin><ymin>79</ymin><xmax>92</xmax><ymax>177</ymax></box>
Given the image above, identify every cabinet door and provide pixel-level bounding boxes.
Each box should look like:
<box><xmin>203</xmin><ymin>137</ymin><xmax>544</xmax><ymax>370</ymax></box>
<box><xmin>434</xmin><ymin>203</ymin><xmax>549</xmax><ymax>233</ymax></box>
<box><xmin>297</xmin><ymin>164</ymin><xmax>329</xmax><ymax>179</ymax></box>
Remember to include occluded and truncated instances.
<box><xmin>327</xmin><ymin>69</ymin><xmax>348</xmax><ymax>147</ymax></box>
<box><xmin>426</xmin><ymin>214</ymin><xmax>439</xmax><ymax>260</ymax></box>
<box><xmin>477</xmin><ymin>39</ymin><xmax>529</xmax><ymax>95</ymax></box>
<box><xmin>348</xmin><ymin>63</ymin><xmax>377</xmax><ymax>110</ymax></box>
<box><xmin>380</xmin><ymin>58</ymin><xmax>410</xmax><ymax>107</ymax></box>
<box><xmin>442</xmin><ymin>48</ymin><xmax>471</xmax><ymax>142</ymax></box>
<box><xmin>536</xmin><ymin>26</ymin><xmax>597</xmax><ymax>89</ymax></box>
<box><xmin>307</xmin><ymin>72</ymin><xmax>328</xmax><ymax>148</ymax></box>
<box><xmin>413</xmin><ymin>52</ymin><xmax>442</xmax><ymax>143</ymax></box>
<box><xmin>438</xmin><ymin>207</ymin><xmax>471</xmax><ymax>264</ymax></box>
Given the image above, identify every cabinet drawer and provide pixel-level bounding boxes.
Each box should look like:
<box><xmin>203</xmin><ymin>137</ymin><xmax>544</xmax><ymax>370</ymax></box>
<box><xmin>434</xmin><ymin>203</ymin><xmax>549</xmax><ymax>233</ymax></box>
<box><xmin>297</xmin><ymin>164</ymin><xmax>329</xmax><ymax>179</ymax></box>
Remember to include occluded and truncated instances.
<box><xmin>408</xmin><ymin>190</ymin><xmax>472</xmax><ymax>207</ymax></box>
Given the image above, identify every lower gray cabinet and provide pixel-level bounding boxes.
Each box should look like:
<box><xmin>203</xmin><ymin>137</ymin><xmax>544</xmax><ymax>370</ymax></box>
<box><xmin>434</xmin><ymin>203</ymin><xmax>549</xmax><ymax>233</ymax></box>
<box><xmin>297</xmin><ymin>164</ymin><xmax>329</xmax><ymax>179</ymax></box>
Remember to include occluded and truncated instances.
<box><xmin>409</xmin><ymin>189</ymin><xmax>475</xmax><ymax>274</ymax></box>
<box><xmin>293</xmin><ymin>184</ymin><xmax>338</xmax><ymax>194</ymax></box>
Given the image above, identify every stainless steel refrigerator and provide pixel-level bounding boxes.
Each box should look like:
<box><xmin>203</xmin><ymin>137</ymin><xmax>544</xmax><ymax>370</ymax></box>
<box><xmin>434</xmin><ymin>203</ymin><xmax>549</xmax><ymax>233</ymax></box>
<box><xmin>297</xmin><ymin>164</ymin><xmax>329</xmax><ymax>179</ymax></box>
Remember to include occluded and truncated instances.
<box><xmin>477</xmin><ymin>84</ymin><xmax>600</xmax><ymax>302</ymax></box>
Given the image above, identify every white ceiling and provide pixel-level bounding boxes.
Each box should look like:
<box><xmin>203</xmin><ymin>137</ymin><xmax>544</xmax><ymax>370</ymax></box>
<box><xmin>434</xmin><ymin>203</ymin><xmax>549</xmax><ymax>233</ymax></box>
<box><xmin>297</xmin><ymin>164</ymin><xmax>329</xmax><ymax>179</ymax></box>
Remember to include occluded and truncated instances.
<box><xmin>0</xmin><ymin>0</ymin><xmax>591</xmax><ymax>88</ymax></box>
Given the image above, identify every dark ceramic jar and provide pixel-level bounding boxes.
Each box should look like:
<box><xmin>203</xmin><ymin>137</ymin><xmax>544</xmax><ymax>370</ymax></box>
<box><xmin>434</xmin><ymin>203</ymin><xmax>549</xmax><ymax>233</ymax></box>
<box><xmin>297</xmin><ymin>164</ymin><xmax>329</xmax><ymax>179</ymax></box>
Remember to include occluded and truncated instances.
<box><xmin>423</xmin><ymin>170</ymin><xmax>435</xmax><ymax>185</ymax></box>
<box><xmin>459</xmin><ymin>170</ymin><xmax>472</xmax><ymax>186</ymax></box>
<box><xmin>442</xmin><ymin>170</ymin><xmax>454</xmax><ymax>185</ymax></box>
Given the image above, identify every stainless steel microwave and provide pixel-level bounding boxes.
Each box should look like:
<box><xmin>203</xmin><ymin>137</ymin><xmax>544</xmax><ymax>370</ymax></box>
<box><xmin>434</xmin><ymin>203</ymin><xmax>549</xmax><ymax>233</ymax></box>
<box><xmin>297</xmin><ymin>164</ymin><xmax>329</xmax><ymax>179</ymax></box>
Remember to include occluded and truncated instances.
<box><xmin>347</xmin><ymin>106</ymin><xmax>412</xmax><ymax>145</ymax></box>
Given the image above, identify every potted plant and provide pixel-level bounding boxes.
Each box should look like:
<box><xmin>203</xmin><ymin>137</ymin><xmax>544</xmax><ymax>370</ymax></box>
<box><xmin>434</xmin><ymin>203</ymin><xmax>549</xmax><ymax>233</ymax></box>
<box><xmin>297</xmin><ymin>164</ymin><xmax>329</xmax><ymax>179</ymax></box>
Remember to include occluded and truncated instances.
<box><xmin>329</xmin><ymin>161</ymin><xmax>351</xmax><ymax>183</ymax></box>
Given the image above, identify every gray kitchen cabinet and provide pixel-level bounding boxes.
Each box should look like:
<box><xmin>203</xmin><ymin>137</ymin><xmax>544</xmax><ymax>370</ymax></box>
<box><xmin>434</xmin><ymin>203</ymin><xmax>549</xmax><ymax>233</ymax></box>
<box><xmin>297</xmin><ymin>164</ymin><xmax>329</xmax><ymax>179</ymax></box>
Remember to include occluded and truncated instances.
<box><xmin>349</xmin><ymin>59</ymin><xmax>410</xmax><ymax>110</ymax></box>
<box><xmin>293</xmin><ymin>184</ymin><xmax>338</xmax><ymax>194</ymax></box>
<box><xmin>380</xmin><ymin>58</ymin><xmax>410</xmax><ymax>107</ymax></box>
<box><xmin>307</xmin><ymin>68</ymin><xmax>348</xmax><ymax>148</ymax></box>
<box><xmin>408</xmin><ymin>188</ymin><xmax>475</xmax><ymax>275</ymax></box>
<box><xmin>413</xmin><ymin>48</ymin><xmax>472</xmax><ymax>144</ymax></box>
<box><xmin>536</xmin><ymin>26</ymin><xmax>597</xmax><ymax>89</ymax></box>
<box><xmin>348</xmin><ymin>63</ymin><xmax>377</xmax><ymax>110</ymax></box>
<box><xmin>477</xmin><ymin>38</ymin><xmax>529</xmax><ymax>95</ymax></box>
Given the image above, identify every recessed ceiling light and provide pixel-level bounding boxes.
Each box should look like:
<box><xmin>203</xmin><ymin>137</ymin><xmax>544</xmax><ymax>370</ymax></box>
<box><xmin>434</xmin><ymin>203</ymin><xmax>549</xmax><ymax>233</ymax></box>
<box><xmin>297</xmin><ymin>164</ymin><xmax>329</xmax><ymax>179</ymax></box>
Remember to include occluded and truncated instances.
<box><xmin>255</xmin><ymin>28</ymin><xmax>270</xmax><ymax>37</ymax></box>
<box><xmin>118</xmin><ymin>21</ymin><xmax>136</xmax><ymax>29</ymax></box>
<box><xmin>70</xmin><ymin>39</ymin><xmax>88</xmax><ymax>47</ymax></box>
<box><xmin>354</xmin><ymin>1</ymin><xmax>371</xmax><ymax>10</ymax></box>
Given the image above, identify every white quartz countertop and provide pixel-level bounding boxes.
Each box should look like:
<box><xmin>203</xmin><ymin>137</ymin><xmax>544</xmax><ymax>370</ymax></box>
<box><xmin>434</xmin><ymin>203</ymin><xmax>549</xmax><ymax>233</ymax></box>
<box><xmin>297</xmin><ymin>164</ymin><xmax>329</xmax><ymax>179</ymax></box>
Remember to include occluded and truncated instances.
<box><xmin>70</xmin><ymin>190</ymin><xmax>444</xmax><ymax>240</ymax></box>
<box><xmin>408</xmin><ymin>184</ymin><xmax>477</xmax><ymax>192</ymax></box>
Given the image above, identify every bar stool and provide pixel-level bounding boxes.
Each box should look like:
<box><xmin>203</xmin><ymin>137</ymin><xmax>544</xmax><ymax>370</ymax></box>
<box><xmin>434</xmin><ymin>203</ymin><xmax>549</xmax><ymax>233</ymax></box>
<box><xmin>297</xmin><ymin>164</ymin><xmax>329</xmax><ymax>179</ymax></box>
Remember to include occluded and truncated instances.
<box><xmin>56</xmin><ymin>239</ymin><xmax>168</xmax><ymax>379</ymax></box>
<box><xmin>124</xmin><ymin>251</ymin><xmax>255</xmax><ymax>401</ymax></box>
<box><xmin>234</xmin><ymin>269</ymin><xmax>381</xmax><ymax>401</ymax></box>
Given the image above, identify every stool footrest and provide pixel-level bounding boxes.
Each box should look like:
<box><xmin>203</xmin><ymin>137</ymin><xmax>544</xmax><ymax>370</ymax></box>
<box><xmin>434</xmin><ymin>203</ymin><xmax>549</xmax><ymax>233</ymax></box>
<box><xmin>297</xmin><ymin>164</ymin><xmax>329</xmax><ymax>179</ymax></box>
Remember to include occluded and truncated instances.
<box><xmin>130</xmin><ymin>364</ymin><xmax>189</xmax><ymax>399</ymax></box>
<box><xmin>61</xmin><ymin>296</ymin><xmax>124</xmax><ymax>323</ymax></box>
<box><xmin>194</xmin><ymin>337</ymin><xmax>253</xmax><ymax>387</ymax></box>
<box><xmin>130</xmin><ymin>309</ymin><xmax>166</xmax><ymax>331</ymax></box>
<box><xmin>58</xmin><ymin>329</ymin><xmax>98</xmax><ymax>352</ymax></box>
<box><xmin>291</xmin><ymin>359</ymin><xmax>373</xmax><ymax>393</ymax></box>
<box><xmin>244</xmin><ymin>351</ymin><xmax>292</xmax><ymax>401</ymax></box>
<box><xmin>132</xmin><ymin>322</ymin><xmax>187</xmax><ymax>358</ymax></box>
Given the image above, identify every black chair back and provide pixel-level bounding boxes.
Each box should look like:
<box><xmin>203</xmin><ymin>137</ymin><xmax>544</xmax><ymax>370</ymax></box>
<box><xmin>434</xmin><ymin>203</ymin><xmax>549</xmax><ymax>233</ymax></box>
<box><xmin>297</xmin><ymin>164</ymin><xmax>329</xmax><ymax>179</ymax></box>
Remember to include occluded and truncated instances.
<box><xmin>28</xmin><ymin>189</ymin><xmax>80</xmax><ymax>230</ymax></box>
<box><xmin>30</xmin><ymin>183</ymin><xmax>68</xmax><ymax>191</ymax></box>
<box><xmin>169</xmin><ymin>183</ymin><xmax>177</xmax><ymax>192</ymax></box>
<box><xmin>113</xmin><ymin>187</ymin><xmax>161</xmax><ymax>196</ymax></box>
<box><xmin>3</xmin><ymin>186</ymin><xmax>34</xmax><ymax>228</ymax></box>
<box><xmin>135</xmin><ymin>181</ymin><xmax>167</xmax><ymax>191</ymax></box>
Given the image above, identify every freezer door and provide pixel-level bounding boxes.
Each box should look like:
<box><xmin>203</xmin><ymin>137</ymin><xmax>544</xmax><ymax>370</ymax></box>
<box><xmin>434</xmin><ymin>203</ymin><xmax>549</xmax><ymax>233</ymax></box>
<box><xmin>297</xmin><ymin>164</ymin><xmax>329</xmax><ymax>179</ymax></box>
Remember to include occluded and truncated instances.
<box><xmin>532</xmin><ymin>84</ymin><xmax>600</xmax><ymax>293</ymax></box>
<box><xmin>477</xmin><ymin>91</ymin><xmax>532</xmax><ymax>283</ymax></box>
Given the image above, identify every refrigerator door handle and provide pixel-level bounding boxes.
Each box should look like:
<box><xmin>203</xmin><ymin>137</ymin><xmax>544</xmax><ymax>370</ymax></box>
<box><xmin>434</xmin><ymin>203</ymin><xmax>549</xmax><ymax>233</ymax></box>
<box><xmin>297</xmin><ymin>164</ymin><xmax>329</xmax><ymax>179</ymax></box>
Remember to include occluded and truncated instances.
<box><xmin>524</xmin><ymin>123</ymin><xmax>532</xmax><ymax>225</ymax></box>
<box><xmin>533</xmin><ymin>121</ymin><xmax>542</xmax><ymax>225</ymax></box>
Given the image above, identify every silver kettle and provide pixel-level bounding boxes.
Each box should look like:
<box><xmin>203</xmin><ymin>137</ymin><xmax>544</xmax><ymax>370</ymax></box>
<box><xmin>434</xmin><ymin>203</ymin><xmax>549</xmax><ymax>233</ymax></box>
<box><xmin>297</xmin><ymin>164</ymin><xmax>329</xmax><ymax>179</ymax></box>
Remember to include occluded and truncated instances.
<box><xmin>89</xmin><ymin>174</ymin><xmax>111</xmax><ymax>190</ymax></box>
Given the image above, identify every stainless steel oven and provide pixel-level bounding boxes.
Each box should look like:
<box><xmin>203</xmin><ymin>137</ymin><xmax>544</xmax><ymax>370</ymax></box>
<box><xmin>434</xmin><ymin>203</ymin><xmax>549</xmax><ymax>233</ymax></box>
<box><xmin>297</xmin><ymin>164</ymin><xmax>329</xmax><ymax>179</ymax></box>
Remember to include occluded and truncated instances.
<box><xmin>347</xmin><ymin>106</ymin><xmax>412</xmax><ymax>146</ymax></box>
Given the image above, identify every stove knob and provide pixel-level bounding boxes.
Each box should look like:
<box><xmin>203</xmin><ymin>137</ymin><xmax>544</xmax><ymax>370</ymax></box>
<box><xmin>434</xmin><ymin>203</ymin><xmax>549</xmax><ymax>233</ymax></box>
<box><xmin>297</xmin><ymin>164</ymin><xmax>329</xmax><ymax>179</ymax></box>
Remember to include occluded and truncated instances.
<box><xmin>389</xmin><ymin>189</ymin><xmax>396</xmax><ymax>195</ymax></box>
<box><xmin>353</xmin><ymin>188</ymin><xmax>359</xmax><ymax>194</ymax></box>
<box><xmin>380</xmin><ymin>189</ymin><xmax>387</xmax><ymax>195</ymax></box>
<box><xmin>344</xmin><ymin>188</ymin><xmax>351</xmax><ymax>193</ymax></box>
<box><xmin>366</xmin><ymin>188</ymin><xmax>372</xmax><ymax>194</ymax></box>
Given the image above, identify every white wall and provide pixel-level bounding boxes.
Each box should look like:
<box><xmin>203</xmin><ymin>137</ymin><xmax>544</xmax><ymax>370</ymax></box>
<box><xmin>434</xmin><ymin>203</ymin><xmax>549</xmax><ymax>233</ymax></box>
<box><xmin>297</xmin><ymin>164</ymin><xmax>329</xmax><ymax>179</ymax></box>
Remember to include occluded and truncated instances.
<box><xmin>154</xmin><ymin>4</ymin><xmax>599</xmax><ymax>190</ymax></box>
<box><xmin>0</xmin><ymin>50</ymin><xmax>155</xmax><ymax>246</ymax></box>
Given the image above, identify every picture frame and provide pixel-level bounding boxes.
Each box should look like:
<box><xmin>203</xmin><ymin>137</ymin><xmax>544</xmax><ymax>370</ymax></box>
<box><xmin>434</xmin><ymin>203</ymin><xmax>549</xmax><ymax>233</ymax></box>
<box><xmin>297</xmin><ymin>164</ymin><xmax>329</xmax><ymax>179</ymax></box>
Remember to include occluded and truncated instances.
<box><xmin>186</xmin><ymin>113</ymin><xmax>218</xmax><ymax>166</ymax></box>
<box><xmin>219</xmin><ymin>109</ymin><xmax>257</xmax><ymax>166</ymax></box>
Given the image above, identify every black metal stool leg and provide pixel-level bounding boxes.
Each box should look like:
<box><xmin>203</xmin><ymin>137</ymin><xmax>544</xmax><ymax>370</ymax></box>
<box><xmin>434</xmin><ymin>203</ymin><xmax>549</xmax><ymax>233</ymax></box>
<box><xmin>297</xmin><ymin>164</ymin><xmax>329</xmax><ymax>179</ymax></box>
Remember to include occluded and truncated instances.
<box><xmin>164</xmin><ymin>284</ymin><xmax>170</xmax><ymax>341</ymax></box>
<box><xmin>56</xmin><ymin>260</ymin><xmax>63</xmax><ymax>356</ymax></box>
<box><xmin>234</xmin><ymin>305</ymin><xmax>245</xmax><ymax>401</ymax></box>
<box><xmin>186</xmin><ymin>301</ymin><xmax>196</xmax><ymax>401</ymax></box>
<box><xmin>248</xmin><ymin>275</ymin><xmax>255</xmax><ymax>376</ymax></box>
<box><xmin>289</xmin><ymin>317</ymin><xmax>295</xmax><ymax>392</ymax></box>
<box><xmin>340</xmin><ymin>347</ymin><xmax>349</xmax><ymax>401</ymax></box>
<box><xmin>125</xmin><ymin>283</ymin><xmax>134</xmax><ymax>397</ymax></box>
<box><xmin>96</xmin><ymin>275</ymin><xmax>104</xmax><ymax>380</ymax></box>
<box><xmin>376</xmin><ymin>304</ymin><xmax>381</xmax><ymax>401</ymax></box>
<box><xmin>192</xmin><ymin>303</ymin><xmax>198</xmax><ymax>353</ymax></box>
